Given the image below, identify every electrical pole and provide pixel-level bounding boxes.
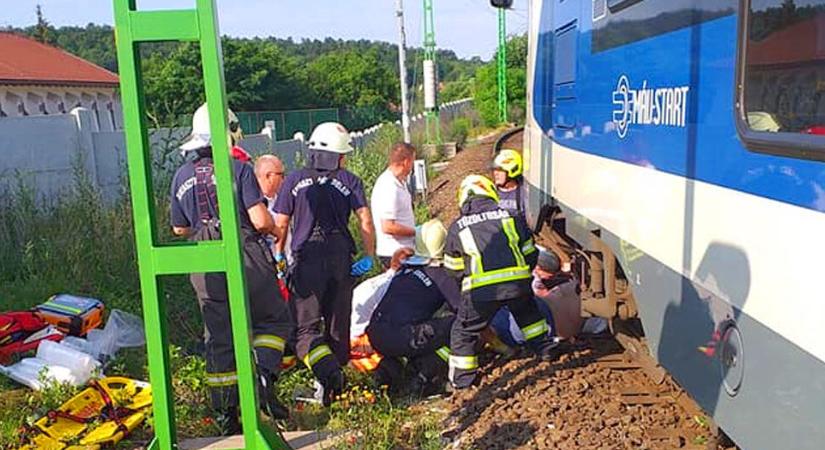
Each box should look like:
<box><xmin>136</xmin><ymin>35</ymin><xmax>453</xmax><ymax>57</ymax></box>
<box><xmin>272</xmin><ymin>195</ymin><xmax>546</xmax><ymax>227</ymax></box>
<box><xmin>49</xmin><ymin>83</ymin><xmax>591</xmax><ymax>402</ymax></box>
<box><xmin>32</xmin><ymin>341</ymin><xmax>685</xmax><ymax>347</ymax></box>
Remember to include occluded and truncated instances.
<box><xmin>497</xmin><ymin>7</ymin><xmax>508</xmax><ymax>124</ymax></box>
<box><xmin>423</xmin><ymin>0</ymin><xmax>441</xmax><ymax>145</ymax></box>
<box><xmin>396</xmin><ymin>0</ymin><xmax>412</xmax><ymax>144</ymax></box>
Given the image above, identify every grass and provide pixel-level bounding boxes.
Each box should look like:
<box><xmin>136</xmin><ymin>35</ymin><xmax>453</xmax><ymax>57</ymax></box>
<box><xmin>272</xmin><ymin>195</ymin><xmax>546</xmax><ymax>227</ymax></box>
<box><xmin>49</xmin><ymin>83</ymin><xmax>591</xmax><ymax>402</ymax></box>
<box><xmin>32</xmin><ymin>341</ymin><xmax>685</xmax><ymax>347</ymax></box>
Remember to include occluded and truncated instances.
<box><xmin>0</xmin><ymin>114</ymin><xmax>474</xmax><ymax>449</ymax></box>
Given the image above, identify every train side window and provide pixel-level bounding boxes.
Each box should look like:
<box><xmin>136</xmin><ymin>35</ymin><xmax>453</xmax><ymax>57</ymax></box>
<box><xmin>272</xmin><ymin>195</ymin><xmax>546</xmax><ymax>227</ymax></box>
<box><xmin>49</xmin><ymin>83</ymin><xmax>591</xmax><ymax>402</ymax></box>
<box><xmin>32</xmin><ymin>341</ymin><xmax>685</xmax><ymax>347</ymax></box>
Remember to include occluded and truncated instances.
<box><xmin>736</xmin><ymin>0</ymin><xmax>825</xmax><ymax>159</ymax></box>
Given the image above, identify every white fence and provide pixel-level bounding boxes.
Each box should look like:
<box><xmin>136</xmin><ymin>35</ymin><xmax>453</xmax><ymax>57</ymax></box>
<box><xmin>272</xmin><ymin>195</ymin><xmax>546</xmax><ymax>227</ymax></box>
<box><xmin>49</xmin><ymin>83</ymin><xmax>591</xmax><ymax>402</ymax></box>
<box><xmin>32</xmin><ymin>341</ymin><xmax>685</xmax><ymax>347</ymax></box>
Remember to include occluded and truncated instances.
<box><xmin>0</xmin><ymin>99</ymin><xmax>473</xmax><ymax>205</ymax></box>
<box><xmin>0</xmin><ymin>108</ymin><xmax>305</xmax><ymax>205</ymax></box>
<box><xmin>350</xmin><ymin>98</ymin><xmax>472</xmax><ymax>149</ymax></box>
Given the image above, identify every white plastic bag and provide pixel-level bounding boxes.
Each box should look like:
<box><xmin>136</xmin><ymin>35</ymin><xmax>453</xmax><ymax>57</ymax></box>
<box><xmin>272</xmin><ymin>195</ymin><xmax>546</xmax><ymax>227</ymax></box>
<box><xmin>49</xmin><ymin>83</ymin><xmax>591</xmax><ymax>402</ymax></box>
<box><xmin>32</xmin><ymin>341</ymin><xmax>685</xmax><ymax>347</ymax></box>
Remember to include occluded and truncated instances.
<box><xmin>0</xmin><ymin>340</ymin><xmax>101</xmax><ymax>390</ymax></box>
<box><xmin>350</xmin><ymin>270</ymin><xmax>395</xmax><ymax>339</ymax></box>
<box><xmin>85</xmin><ymin>310</ymin><xmax>146</xmax><ymax>361</ymax></box>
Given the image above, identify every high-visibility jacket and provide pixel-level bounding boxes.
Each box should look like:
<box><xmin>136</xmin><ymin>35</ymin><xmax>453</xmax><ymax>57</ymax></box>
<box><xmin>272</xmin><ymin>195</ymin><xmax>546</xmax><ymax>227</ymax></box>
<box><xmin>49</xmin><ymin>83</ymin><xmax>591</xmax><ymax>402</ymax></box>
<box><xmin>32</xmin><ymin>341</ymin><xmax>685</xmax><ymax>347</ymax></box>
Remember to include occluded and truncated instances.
<box><xmin>444</xmin><ymin>197</ymin><xmax>538</xmax><ymax>302</ymax></box>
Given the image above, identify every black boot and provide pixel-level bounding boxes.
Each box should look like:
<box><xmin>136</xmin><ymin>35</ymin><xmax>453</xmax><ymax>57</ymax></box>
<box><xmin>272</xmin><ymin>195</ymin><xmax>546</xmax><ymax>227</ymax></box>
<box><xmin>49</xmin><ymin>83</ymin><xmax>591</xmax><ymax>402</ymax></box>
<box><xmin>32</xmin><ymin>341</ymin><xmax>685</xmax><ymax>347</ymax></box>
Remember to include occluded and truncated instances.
<box><xmin>258</xmin><ymin>372</ymin><xmax>290</xmax><ymax>420</ymax></box>
<box><xmin>408</xmin><ymin>372</ymin><xmax>431</xmax><ymax>398</ymax></box>
<box><xmin>215</xmin><ymin>407</ymin><xmax>241</xmax><ymax>436</ymax></box>
<box><xmin>536</xmin><ymin>341</ymin><xmax>561</xmax><ymax>362</ymax></box>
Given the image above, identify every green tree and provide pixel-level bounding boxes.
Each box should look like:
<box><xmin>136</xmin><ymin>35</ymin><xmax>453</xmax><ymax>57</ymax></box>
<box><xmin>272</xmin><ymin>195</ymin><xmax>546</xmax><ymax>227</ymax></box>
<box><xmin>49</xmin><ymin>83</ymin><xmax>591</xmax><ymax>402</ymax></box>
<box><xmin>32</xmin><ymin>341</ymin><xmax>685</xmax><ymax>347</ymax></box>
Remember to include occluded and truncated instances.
<box><xmin>304</xmin><ymin>48</ymin><xmax>399</xmax><ymax>129</ymax></box>
<box><xmin>473</xmin><ymin>34</ymin><xmax>527</xmax><ymax>126</ymax></box>
<box><xmin>441</xmin><ymin>76</ymin><xmax>474</xmax><ymax>103</ymax></box>
<box><xmin>142</xmin><ymin>39</ymin><xmax>311</xmax><ymax>126</ymax></box>
<box><xmin>34</xmin><ymin>5</ymin><xmax>52</xmax><ymax>44</ymax></box>
<box><xmin>12</xmin><ymin>22</ymin><xmax>484</xmax><ymax>129</ymax></box>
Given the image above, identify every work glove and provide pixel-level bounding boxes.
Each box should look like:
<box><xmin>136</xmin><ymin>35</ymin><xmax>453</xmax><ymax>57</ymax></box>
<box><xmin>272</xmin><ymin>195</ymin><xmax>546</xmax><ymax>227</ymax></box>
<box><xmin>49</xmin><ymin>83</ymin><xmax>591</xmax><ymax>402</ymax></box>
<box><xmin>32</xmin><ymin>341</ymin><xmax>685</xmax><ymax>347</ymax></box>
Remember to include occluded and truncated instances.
<box><xmin>274</xmin><ymin>252</ymin><xmax>287</xmax><ymax>276</ymax></box>
<box><xmin>350</xmin><ymin>256</ymin><xmax>374</xmax><ymax>277</ymax></box>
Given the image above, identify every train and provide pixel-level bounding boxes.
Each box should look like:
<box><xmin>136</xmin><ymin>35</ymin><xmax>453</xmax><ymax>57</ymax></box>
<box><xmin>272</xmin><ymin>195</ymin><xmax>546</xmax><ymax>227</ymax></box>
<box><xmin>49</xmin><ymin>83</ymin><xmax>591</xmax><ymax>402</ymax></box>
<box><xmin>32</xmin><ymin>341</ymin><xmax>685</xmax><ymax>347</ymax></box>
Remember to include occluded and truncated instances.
<box><xmin>517</xmin><ymin>0</ymin><xmax>825</xmax><ymax>449</ymax></box>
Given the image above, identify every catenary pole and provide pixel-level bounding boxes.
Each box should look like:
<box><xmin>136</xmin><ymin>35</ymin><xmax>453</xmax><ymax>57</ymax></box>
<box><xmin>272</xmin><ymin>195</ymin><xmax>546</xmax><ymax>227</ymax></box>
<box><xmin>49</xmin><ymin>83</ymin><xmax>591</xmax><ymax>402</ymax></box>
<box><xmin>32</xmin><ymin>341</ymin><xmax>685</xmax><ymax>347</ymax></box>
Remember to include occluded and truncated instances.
<box><xmin>397</xmin><ymin>0</ymin><xmax>412</xmax><ymax>143</ymax></box>
<box><xmin>497</xmin><ymin>6</ymin><xmax>508</xmax><ymax>124</ymax></box>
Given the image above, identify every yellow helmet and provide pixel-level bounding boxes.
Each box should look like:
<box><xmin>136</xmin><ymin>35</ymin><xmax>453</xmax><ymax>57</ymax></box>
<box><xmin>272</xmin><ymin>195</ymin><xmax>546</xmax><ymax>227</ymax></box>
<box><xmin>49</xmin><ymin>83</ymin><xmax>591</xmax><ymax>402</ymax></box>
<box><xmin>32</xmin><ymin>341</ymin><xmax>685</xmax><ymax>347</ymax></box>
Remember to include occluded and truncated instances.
<box><xmin>458</xmin><ymin>174</ymin><xmax>500</xmax><ymax>206</ymax></box>
<box><xmin>493</xmin><ymin>149</ymin><xmax>523</xmax><ymax>178</ymax></box>
<box><xmin>415</xmin><ymin>219</ymin><xmax>448</xmax><ymax>260</ymax></box>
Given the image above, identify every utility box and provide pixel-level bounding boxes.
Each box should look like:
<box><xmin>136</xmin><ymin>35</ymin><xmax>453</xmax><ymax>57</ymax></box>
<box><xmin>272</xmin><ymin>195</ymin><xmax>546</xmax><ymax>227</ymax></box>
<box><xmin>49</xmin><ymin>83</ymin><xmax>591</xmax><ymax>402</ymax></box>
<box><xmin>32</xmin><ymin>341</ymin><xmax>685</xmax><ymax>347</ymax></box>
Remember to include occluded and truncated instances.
<box><xmin>442</xmin><ymin>142</ymin><xmax>458</xmax><ymax>159</ymax></box>
<box><xmin>413</xmin><ymin>159</ymin><xmax>428</xmax><ymax>194</ymax></box>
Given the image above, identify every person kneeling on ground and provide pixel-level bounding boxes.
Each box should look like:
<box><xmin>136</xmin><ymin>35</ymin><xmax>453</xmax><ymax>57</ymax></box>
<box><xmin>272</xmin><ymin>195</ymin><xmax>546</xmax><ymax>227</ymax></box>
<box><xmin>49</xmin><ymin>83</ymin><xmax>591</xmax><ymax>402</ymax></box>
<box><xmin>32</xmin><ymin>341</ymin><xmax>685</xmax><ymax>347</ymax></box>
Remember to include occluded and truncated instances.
<box><xmin>490</xmin><ymin>249</ymin><xmax>607</xmax><ymax>347</ymax></box>
<box><xmin>365</xmin><ymin>219</ymin><xmax>461</xmax><ymax>396</ymax></box>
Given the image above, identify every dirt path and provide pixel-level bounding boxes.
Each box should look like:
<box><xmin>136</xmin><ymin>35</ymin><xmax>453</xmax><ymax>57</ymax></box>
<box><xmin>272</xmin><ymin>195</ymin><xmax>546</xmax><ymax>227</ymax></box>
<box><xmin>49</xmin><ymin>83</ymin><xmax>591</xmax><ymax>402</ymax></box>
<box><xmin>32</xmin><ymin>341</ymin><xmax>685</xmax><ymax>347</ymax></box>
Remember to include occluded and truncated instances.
<box><xmin>428</xmin><ymin>131</ymin><xmax>733</xmax><ymax>450</ymax></box>
<box><xmin>428</xmin><ymin>132</ymin><xmax>499</xmax><ymax>225</ymax></box>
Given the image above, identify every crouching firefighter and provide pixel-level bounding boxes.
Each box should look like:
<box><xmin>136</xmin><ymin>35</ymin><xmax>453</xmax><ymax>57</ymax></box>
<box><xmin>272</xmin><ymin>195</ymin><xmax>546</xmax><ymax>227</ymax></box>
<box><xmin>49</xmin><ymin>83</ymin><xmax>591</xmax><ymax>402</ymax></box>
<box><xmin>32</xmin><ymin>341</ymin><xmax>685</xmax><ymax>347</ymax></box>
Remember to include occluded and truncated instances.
<box><xmin>366</xmin><ymin>219</ymin><xmax>460</xmax><ymax>395</ymax></box>
<box><xmin>170</xmin><ymin>103</ymin><xmax>293</xmax><ymax>433</ymax></box>
<box><xmin>272</xmin><ymin>122</ymin><xmax>377</xmax><ymax>406</ymax></box>
<box><xmin>445</xmin><ymin>175</ymin><xmax>559</xmax><ymax>389</ymax></box>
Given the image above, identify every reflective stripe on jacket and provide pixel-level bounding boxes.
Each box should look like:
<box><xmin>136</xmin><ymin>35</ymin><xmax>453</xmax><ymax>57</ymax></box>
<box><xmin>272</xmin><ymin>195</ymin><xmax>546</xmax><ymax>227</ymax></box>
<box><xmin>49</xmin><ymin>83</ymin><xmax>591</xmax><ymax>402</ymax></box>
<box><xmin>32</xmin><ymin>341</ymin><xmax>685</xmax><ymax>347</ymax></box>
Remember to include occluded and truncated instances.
<box><xmin>444</xmin><ymin>197</ymin><xmax>538</xmax><ymax>302</ymax></box>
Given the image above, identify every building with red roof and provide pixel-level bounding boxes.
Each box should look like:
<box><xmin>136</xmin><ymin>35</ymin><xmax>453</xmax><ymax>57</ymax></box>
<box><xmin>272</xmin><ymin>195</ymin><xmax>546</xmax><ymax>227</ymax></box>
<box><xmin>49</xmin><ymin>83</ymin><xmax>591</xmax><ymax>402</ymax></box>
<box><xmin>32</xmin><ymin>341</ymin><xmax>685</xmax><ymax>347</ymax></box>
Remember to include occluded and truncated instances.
<box><xmin>0</xmin><ymin>32</ymin><xmax>121</xmax><ymax>130</ymax></box>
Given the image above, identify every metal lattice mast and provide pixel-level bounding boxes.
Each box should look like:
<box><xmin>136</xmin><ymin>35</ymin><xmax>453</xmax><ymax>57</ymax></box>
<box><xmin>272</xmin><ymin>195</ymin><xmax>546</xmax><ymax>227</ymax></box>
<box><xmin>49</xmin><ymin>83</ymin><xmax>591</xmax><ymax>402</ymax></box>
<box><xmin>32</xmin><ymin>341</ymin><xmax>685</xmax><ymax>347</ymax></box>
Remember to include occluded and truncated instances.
<box><xmin>112</xmin><ymin>1</ymin><xmax>288</xmax><ymax>448</ymax></box>
<box><xmin>497</xmin><ymin>7</ymin><xmax>508</xmax><ymax>124</ymax></box>
<box><xmin>423</xmin><ymin>0</ymin><xmax>441</xmax><ymax>144</ymax></box>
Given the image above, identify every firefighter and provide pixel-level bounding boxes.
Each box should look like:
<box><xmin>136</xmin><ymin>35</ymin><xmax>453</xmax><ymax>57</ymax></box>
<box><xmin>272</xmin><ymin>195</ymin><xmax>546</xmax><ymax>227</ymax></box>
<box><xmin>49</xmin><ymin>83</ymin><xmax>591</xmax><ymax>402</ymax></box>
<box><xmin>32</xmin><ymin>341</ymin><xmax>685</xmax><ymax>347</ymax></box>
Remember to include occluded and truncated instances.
<box><xmin>444</xmin><ymin>175</ymin><xmax>558</xmax><ymax>389</ymax></box>
<box><xmin>491</xmin><ymin>149</ymin><xmax>525</xmax><ymax>215</ymax></box>
<box><xmin>170</xmin><ymin>103</ymin><xmax>292</xmax><ymax>433</ymax></box>
<box><xmin>365</xmin><ymin>219</ymin><xmax>460</xmax><ymax>395</ymax></box>
<box><xmin>272</xmin><ymin>122</ymin><xmax>376</xmax><ymax>406</ymax></box>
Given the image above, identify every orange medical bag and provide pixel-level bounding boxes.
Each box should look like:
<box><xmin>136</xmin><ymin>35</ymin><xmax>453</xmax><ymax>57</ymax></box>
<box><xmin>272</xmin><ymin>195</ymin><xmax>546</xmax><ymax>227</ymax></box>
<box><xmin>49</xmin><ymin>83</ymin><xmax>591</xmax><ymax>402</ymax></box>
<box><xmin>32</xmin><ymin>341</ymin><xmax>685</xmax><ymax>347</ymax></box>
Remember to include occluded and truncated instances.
<box><xmin>35</xmin><ymin>295</ymin><xmax>105</xmax><ymax>337</ymax></box>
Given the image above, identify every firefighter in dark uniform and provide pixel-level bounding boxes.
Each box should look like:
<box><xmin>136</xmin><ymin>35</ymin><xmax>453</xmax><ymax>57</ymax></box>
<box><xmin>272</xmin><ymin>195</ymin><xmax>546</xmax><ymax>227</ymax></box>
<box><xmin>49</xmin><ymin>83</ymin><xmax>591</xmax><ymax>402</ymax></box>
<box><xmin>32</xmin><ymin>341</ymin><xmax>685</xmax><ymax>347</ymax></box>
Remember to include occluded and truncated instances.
<box><xmin>366</xmin><ymin>219</ymin><xmax>460</xmax><ymax>395</ymax></box>
<box><xmin>491</xmin><ymin>149</ymin><xmax>525</xmax><ymax>215</ymax></box>
<box><xmin>170</xmin><ymin>103</ymin><xmax>292</xmax><ymax>434</ymax></box>
<box><xmin>444</xmin><ymin>175</ymin><xmax>558</xmax><ymax>389</ymax></box>
<box><xmin>272</xmin><ymin>122</ymin><xmax>376</xmax><ymax>406</ymax></box>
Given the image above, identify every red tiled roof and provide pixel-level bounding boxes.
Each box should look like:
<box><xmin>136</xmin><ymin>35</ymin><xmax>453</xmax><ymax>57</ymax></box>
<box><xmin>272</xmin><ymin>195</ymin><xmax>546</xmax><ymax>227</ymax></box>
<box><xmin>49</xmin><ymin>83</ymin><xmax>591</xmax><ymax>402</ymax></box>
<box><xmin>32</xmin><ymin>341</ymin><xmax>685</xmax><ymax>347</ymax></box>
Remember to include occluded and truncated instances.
<box><xmin>0</xmin><ymin>32</ymin><xmax>118</xmax><ymax>87</ymax></box>
<box><xmin>748</xmin><ymin>14</ymin><xmax>825</xmax><ymax>67</ymax></box>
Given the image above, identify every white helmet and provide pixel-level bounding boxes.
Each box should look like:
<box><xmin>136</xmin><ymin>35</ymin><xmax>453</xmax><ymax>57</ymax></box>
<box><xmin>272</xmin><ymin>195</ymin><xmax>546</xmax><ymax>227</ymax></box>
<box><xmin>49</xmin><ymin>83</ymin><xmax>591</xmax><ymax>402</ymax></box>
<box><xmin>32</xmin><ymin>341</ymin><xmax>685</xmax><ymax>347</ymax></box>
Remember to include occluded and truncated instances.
<box><xmin>180</xmin><ymin>103</ymin><xmax>243</xmax><ymax>152</ymax></box>
<box><xmin>414</xmin><ymin>219</ymin><xmax>448</xmax><ymax>260</ymax></box>
<box><xmin>307</xmin><ymin>122</ymin><xmax>354</xmax><ymax>154</ymax></box>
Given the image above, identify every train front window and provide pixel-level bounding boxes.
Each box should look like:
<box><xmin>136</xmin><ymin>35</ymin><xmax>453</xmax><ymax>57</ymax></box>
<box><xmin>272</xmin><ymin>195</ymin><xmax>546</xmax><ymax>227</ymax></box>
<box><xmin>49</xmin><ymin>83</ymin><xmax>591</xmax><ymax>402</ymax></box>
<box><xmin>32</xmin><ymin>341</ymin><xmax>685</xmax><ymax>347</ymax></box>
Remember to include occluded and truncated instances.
<box><xmin>738</xmin><ymin>0</ymin><xmax>825</xmax><ymax>156</ymax></box>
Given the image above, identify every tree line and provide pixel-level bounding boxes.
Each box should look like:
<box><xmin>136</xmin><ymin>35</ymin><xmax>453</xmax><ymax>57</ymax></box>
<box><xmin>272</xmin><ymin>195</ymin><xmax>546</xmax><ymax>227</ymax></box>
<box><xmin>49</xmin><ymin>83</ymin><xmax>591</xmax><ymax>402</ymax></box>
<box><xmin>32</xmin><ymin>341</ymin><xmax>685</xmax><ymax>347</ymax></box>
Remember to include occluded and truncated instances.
<box><xmin>9</xmin><ymin>18</ymin><xmax>527</xmax><ymax>129</ymax></box>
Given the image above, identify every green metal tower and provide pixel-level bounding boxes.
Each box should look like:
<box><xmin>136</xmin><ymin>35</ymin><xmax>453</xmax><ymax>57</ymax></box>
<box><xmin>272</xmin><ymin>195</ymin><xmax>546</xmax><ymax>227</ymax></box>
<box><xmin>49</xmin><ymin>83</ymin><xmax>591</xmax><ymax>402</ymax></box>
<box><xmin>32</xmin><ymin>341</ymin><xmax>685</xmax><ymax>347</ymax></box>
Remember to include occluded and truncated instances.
<box><xmin>112</xmin><ymin>1</ymin><xmax>289</xmax><ymax>449</ymax></box>
<box><xmin>497</xmin><ymin>7</ymin><xmax>508</xmax><ymax>124</ymax></box>
<box><xmin>423</xmin><ymin>0</ymin><xmax>441</xmax><ymax>144</ymax></box>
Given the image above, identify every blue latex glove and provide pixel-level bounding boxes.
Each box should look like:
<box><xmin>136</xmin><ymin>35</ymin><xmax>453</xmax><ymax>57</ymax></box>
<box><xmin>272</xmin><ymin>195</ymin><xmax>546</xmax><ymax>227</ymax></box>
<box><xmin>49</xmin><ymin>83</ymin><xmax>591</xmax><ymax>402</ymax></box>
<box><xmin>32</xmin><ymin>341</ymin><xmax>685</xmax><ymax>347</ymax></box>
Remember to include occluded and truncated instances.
<box><xmin>274</xmin><ymin>252</ymin><xmax>287</xmax><ymax>276</ymax></box>
<box><xmin>350</xmin><ymin>256</ymin><xmax>374</xmax><ymax>276</ymax></box>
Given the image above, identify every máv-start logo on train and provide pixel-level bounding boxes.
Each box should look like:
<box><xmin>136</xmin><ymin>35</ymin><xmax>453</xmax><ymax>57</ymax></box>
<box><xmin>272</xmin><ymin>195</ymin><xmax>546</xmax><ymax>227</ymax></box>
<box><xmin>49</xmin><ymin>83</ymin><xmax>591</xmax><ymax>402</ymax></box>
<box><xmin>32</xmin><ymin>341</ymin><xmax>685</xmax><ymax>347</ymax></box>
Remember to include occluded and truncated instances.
<box><xmin>611</xmin><ymin>75</ymin><xmax>691</xmax><ymax>139</ymax></box>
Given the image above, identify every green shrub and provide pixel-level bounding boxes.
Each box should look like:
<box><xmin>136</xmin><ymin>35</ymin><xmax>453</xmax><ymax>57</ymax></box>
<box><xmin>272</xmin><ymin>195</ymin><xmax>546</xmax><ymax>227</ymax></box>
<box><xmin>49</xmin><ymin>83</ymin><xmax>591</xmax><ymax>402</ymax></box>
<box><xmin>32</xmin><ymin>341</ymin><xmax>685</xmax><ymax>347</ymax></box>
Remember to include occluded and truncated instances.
<box><xmin>446</xmin><ymin>116</ymin><xmax>471</xmax><ymax>147</ymax></box>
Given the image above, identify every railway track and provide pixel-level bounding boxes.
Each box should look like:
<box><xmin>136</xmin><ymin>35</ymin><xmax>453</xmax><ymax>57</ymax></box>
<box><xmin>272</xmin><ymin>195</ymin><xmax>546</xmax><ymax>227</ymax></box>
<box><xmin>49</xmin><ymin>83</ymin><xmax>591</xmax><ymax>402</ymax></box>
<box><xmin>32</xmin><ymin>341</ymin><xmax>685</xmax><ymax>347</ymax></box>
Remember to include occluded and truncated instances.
<box><xmin>431</xmin><ymin>129</ymin><xmax>738</xmax><ymax>450</ymax></box>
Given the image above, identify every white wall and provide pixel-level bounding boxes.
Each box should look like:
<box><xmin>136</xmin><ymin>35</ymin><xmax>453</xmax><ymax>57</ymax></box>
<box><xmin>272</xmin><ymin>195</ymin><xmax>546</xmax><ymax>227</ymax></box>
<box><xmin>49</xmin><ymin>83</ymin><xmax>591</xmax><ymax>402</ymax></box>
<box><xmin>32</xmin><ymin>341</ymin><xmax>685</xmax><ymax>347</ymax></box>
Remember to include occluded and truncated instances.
<box><xmin>0</xmin><ymin>85</ymin><xmax>121</xmax><ymax>131</ymax></box>
<box><xmin>0</xmin><ymin>108</ymin><xmax>305</xmax><ymax>205</ymax></box>
<box><xmin>0</xmin><ymin>100</ymin><xmax>473</xmax><ymax>206</ymax></box>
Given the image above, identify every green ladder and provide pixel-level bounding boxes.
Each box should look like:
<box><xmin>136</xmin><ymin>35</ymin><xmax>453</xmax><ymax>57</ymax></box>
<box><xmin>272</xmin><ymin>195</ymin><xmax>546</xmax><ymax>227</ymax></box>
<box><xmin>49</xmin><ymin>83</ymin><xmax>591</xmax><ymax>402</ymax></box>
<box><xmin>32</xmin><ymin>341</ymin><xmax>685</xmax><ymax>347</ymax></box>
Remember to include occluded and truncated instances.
<box><xmin>112</xmin><ymin>1</ymin><xmax>289</xmax><ymax>448</ymax></box>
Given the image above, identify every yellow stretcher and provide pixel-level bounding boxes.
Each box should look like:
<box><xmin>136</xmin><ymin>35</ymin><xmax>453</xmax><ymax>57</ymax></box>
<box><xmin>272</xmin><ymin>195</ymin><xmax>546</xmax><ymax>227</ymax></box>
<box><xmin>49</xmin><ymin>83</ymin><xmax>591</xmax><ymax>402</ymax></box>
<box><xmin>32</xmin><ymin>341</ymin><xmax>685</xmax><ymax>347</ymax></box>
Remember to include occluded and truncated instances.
<box><xmin>19</xmin><ymin>377</ymin><xmax>152</xmax><ymax>450</ymax></box>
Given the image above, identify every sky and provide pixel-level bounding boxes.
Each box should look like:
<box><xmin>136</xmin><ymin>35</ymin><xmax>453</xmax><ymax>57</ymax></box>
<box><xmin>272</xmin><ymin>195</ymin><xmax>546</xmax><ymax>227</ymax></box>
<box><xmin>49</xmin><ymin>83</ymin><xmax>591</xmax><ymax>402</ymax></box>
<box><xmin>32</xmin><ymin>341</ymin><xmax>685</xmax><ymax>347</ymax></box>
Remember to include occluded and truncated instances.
<box><xmin>1</xmin><ymin>0</ymin><xmax>530</xmax><ymax>59</ymax></box>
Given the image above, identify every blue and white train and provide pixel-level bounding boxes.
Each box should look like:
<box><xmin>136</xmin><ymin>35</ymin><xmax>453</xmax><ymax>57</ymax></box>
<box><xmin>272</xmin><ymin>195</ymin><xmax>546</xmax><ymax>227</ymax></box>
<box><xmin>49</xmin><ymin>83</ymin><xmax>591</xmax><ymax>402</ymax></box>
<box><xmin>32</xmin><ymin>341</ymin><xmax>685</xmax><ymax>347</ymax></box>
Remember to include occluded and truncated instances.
<box><xmin>519</xmin><ymin>0</ymin><xmax>825</xmax><ymax>448</ymax></box>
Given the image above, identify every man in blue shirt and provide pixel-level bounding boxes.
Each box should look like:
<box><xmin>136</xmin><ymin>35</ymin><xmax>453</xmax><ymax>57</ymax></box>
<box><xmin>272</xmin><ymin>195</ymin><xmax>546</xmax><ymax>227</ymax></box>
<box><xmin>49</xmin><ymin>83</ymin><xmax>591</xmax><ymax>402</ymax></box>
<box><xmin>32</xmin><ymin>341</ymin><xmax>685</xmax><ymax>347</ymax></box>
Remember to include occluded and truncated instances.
<box><xmin>170</xmin><ymin>104</ymin><xmax>292</xmax><ymax>434</ymax></box>
<box><xmin>273</xmin><ymin>122</ymin><xmax>376</xmax><ymax>406</ymax></box>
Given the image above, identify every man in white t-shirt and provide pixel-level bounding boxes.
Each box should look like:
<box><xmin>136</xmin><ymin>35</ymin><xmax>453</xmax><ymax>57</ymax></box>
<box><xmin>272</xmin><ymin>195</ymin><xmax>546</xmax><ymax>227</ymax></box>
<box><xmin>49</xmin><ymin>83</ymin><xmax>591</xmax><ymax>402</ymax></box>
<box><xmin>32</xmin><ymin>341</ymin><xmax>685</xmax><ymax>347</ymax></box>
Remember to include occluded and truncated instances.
<box><xmin>371</xmin><ymin>143</ymin><xmax>417</xmax><ymax>268</ymax></box>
